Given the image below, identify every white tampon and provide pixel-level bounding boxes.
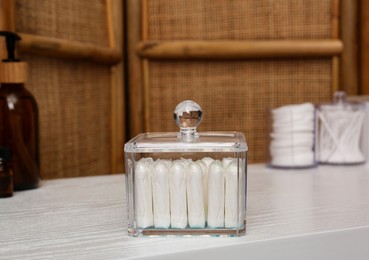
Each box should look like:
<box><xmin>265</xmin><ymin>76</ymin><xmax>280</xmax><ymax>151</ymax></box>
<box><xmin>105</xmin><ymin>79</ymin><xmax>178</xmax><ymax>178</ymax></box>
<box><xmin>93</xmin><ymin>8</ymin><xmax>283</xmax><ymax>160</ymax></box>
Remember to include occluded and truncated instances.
<box><xmin>207</xmin><ymin>160</ymin><xmax>225</xmax><ymax>228</ymax></box>
<box><xmin>239</xmin><ymin>159</ymin><xmax>246</xmax><ymax>226</ymax></box>
<box><xmin>180</xmin><ymin>158</ymin><xmax>192</xmax><ymax>167</ymax></box>
<box><xmin>202</xmin><ymin>157</ymin><xmax>214</xmax><ymax>168</ymax></box>
<box><xmin>186</xmin><ymin>162</ymin><xmax>205</xmax><ymax>228</ymax></box>
<box><xmin>225</xmin><ymin>161</ymin><xmax>238</xmax><ymax>228</ymax></box>
<box><xmin>222</xmin><ymin>157</ymin><xmax>235</xmax><ymax>168</ymax></box>
<box><xmin>134</xmin><ymin>161</ymin><xmax>153</xmax><ymax>228</ymax></box>
<box><xmin>169</xmin><ymin>161</ymin><xmax>187</xmax><ymax>228</ymax></box>
<box><xmin>152</xmin><ymin>160</ymin><xmax>170</xmax><ymax>228</ymax></box>
<box><xmin>140</xmin><ymin>157</ymin><xmax>154</xmax><ymax>164</ymax></box>
<box><xmin>197</xmin><ymin>160</ymin><xmax>208</xmax><ymax>221</ymax></box>
<box><xmin>201</xmin><ymin>156</ymin><xmax>214</xmax><ymax>221</ymax></box>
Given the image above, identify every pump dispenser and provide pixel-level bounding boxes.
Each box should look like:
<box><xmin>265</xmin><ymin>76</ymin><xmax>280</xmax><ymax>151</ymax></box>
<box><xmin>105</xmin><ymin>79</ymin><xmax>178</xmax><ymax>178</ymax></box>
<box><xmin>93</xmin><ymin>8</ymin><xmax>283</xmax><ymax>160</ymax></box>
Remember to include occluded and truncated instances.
<box><xmin>0</xmin><ymin>31</ymin><xmax>40</xmax><ymax>190</ymax></box>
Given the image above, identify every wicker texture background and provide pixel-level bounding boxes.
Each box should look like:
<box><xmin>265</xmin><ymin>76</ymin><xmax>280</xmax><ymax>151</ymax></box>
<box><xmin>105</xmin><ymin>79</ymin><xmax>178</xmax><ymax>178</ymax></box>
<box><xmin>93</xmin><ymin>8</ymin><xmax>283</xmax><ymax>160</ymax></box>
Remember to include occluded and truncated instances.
<box><xmin>148</xmin><ymin>60</ymin><xmax>332</xmax><ymax>163</ymax></box>
<box><xmin>15</xmin><ymin>0</ymin><xmax>109</xmax><ymax>46</ymax></box>
<box><xmin>148</xmin><ymin>0</ymin><xmax>332</xmax><ymax>40</ymax></box>
<box><xmin>146</xmin><ymin>0</ymin><xmax>334</xmax><ymax>163</ymax></box>
<box><xmin>14</xmin><ymin>0</ymin><xmax>112</xmax><ymax>178</ymax></box>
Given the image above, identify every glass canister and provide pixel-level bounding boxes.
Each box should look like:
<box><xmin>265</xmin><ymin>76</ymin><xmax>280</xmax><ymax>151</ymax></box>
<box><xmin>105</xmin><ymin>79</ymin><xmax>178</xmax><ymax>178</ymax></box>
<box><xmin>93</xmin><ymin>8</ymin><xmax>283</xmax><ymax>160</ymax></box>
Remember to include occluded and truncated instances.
<box><xmin>124</xmin><ymin>100</ymin><xmax>248</xmax><ymax>237</ymax></box>
<box><xmin>316</xmin><ymin>91</ymin><xmax>366</xmax><ymax>164</ymax></box>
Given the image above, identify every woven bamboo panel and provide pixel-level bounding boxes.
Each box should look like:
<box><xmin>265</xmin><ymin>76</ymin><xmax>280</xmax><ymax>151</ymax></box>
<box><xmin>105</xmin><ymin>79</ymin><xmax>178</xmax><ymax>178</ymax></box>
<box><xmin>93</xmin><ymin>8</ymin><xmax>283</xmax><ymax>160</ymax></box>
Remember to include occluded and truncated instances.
<box><xmin>144</xmin><ymin>0</ymin><xmax>334</xmax><ymax>163</ymax></box>
<box><xmin>19</xmin><ymin>54</ymin><xmax>111</xmax><ymax>179</ymax></box>
<box><xmin>13</xmin><ymin>0</ymin><xmax>113</xmax><ymax>178</ymax></box>
<box><xmin>148</xmin><ymin>59</ymin><xmax>332</xmax><ymax>163</ymax></box>
<box><xmin>15</xmin><ymin>0</ymin><xmax>109</xmax><ymax>46</ymax></box>
<box><xmin>147</xmin><ymin>0</ymin><xmax>332</xmax><ymax>40</ymax></box>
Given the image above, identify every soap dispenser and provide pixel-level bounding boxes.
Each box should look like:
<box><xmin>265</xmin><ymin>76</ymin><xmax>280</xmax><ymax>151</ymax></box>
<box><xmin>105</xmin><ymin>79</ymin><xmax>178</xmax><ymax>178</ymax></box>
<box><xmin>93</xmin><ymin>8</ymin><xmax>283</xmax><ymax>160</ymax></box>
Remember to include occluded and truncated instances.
<box><xmin>0</xmin><ymin>31</ymin><xmax>40</xmax><ymax>190</ymax></box>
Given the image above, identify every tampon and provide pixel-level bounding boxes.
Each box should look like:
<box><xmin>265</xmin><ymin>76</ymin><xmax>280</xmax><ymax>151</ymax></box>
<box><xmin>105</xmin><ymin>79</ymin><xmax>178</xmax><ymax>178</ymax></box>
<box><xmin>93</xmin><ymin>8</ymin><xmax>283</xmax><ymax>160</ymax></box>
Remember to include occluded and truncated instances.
<box><xmin>197</xmin><ymin>160</ymin><xmax>208</xmax><ymax>221</ymax></box>
<box><xmin>207</xmin><ymin>160</ymin><xmax>225</xmax><ymax>228</ymax></box>
<box><xmin>169</xmin><ymin>161</ymin><xmax>187</xmax><ymax>228</ymax></box>
<box><xmin>187</xmin><ymin>162</ymin><xmax>205</xmax><ymax>228</ymax></box>
<box><xmin>222</xmin><ymin>157</ymin><xmax>235</xmax><ymax>168</ymax></box>
<box><xmin>134</xmin><ymin>160</ymin><xmax>153</xmax><ymax>228</ymax></box>
<box><xmin>225</xmin><ymin>161</ymin><xmax>238</xmax><ymax>228</ymax></box>
<box><xmin>152</xmin><ymin>160</ymin><xmax>170</xmax><ymax>228</ymax></box>
<box><xmin>202</xmin><ymin>157</ymin><xmax>214</xmax><ymax>167</ymax></box>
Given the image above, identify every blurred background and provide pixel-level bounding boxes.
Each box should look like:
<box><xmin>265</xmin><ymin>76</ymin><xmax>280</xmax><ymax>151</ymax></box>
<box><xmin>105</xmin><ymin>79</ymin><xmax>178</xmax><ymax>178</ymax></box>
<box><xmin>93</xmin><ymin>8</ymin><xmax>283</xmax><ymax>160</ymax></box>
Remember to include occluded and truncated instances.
<box><xmin>0</xmin><ymin>0</ymin><xmax>367</xmax><ymax>179</ymax></box>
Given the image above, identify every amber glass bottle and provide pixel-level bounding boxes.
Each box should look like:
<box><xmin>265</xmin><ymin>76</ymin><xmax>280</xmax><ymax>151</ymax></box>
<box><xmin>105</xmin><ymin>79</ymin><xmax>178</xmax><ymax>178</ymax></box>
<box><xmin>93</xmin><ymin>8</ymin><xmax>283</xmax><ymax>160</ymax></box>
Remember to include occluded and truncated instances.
<box><xmin>0</xmin><ymin>84</ymin><xmax>39</xmax><ymax>190</ymax></box>
<box><xmin>0</xmin><ymin>146</ymin><xmax>13</xmax><ymax>198</ymax></box>
<box><xmin>0</xmin><ymin>31</ymin><xmax>39</xmax><ymax>190</ymax></box>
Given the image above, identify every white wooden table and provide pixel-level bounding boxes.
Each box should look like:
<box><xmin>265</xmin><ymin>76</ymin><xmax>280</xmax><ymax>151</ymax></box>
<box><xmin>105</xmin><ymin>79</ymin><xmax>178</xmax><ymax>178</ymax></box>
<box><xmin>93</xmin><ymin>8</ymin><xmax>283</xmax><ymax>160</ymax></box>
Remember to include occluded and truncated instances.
<box><xmin>1</xmin><ymin>164</ymin><xmax>369</xmax><ymax>260</ymax></box>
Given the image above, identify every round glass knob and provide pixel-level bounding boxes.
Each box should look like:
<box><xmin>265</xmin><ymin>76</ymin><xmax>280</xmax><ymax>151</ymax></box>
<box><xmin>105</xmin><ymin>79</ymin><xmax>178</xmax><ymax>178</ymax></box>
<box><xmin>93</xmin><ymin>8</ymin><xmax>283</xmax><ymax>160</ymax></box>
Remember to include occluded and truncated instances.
<box><xmin>334</xmin><ymin>91</ymin><xmax>347</xmax><ymax>105</ymax></box>
<box><xmin>174</xmin><ymin>100</ymin><xmax>202</xmax><ymax>140</ymax></box>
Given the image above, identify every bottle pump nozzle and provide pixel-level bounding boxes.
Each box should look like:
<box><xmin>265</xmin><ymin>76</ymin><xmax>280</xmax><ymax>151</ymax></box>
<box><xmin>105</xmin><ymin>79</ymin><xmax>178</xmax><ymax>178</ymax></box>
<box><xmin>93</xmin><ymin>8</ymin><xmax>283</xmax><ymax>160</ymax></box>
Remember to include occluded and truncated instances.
<box><xmin>0</xmin><ymin>31</ymin><xmax>21</xmax><ymax>62</ymax></box>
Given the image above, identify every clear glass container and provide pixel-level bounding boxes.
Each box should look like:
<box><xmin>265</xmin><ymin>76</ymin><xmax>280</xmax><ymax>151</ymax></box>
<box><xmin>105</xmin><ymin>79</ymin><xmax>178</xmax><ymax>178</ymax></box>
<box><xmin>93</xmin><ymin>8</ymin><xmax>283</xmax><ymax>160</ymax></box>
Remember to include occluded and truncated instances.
<box><xmin>124</xmin><ymin>100</ymin><xmax>248</xmax><ymax>237</ymax></box>
<box><xmin>316</xmin><ymin>91</ymin><xmax>366</xmax><ymax>165</ymax></box>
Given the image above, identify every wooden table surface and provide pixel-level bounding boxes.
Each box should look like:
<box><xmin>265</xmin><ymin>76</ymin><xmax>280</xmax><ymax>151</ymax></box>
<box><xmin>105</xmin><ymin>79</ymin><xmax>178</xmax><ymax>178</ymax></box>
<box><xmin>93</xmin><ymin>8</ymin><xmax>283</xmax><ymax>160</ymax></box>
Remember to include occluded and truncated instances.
<box><xmin>1</xmin><ymin>164</ymin><xmax>369</xmax><ymax>259</ymax></box>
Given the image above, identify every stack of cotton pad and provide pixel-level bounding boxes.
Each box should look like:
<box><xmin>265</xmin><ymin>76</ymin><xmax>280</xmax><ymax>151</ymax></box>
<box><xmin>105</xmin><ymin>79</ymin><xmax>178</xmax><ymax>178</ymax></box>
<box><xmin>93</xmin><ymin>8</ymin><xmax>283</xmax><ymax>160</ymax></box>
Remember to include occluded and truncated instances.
<box><xmin>269</xmin><ymin>103</ymin><xmax>316</xmax><ymax>168</ymax></box>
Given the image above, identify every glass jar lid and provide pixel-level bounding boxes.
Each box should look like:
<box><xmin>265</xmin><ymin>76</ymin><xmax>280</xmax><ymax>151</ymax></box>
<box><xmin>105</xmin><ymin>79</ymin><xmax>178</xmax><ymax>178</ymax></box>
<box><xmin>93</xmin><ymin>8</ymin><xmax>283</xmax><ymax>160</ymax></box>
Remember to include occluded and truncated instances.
<box><xmin>124</xmin><ymin>100</ymin><xmax>247</xmax><ymax>153</ymax></box>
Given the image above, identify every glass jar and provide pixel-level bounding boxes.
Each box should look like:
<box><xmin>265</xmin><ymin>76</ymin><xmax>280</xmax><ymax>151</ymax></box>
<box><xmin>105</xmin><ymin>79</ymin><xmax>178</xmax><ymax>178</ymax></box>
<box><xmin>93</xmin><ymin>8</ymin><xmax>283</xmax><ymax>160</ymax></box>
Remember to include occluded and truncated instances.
<box><xmin>316</xmin><ymin>91</ymin><xmax>366</xmax><ymax>165</ymax></box>
<box><xmin>0</xmin><ymin>146</ymin><xmax>13</xmax><ymax>198</ymax></box>
<box><xmin>124</xmin><ymin>100</ymin><xmax>248</xmax><ymax>237</ymax></box>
